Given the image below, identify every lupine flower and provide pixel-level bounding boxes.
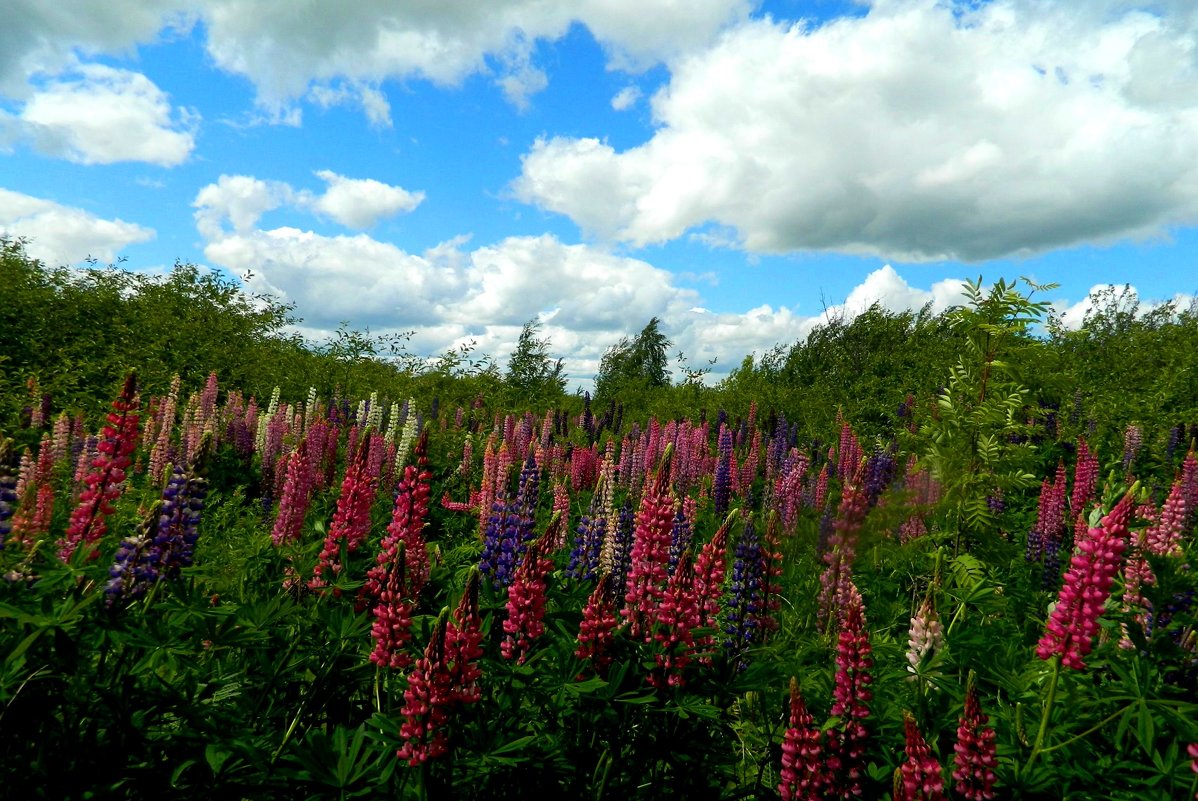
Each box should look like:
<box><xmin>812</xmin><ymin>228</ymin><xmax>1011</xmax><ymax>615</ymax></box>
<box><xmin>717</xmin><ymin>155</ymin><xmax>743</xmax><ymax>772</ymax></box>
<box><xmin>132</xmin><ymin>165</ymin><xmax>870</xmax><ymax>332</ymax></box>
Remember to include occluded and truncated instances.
<box><xmin>907</xmin><ymin>597</ymin><xmax>943</xmax><ymax>672</ymax></box>
<box><xmin>1036</xmin><ymin>491</ymin><xmax>1134</xmax><ymax>669</ymax></box>
<box><xmin>714</xmin><ymin>424</ymin><xmax>734</xmax><ymax>519</ymax></box>
<box><xmin>10</xmin><ymin>438</ymin><xmax>55</xmax><ymax>544</ymax></box>
<box><xmin>396</xmin><ymin>613</ymin><xmax>454</xmax><ymax>765</ymax></box>
<box><xmin>952</xmin><ymin>682</ymin><xmax>998</xmax><ymax>800</ymax></box>
<box><xmin>271</xmin><ymin>442</ymin><xmax>316</xmax><ymax>546</ymax></box>
<box><xmin>59</xmin><ymin>375</ymin><xmax>140</xmax><ymax>562</ymax></box>
<box><xmin>369</xmin><ymin>543</ymin><xmax>416</xmax><ymax>670</ymax></box>
<box><xmin>649</xmin><ymin>551</ymin><xmax>700</xmax><ymax>687</ymax></box>
<box><xmin>667</xmin><ymin>501</ymin><xmax>694</xmax><ymax>574</ymax></box>
<box><xmin>862</xmin><ymin>446</ymin><xmax>897</xmax><ymax>507</ymax></box>
<box><xmin>502</xmin><ymin>535</ymin><xmax>554</xmax><ymax>663</ymax></box>
<box><xmin>779</xmin><ymin>677</ymin><xmax>824</xmax><ymax>801</ymax></box>
<box><xmin>1122</xmin><ymin>424</ymin><xmax>1142</xmax><ymax>473</ymax></box>
<box><xmin>826</xmin><ymin>582</ymin><xmax>872</xmax><ymax>800</ymax></box>
<box><xmin>576</xmin><ymin>574</ymin><xmax>621</xmax><ymax>675</ymax></box>
<box><xmin>1070</xmin><ymin>438</ymin><xmax>1099</xmax><ymax>523</ymax></box>
<box><xmin>896</xmin><ymin>712</ymin><xmax>946</xmax><ymax>801</ymax></box>
<box><xmin>1183</xmin><ymin>449</ymin><xmax>1198</xmax><ymax>528</ymax></box>
<box><xmin>1</xmin><ymin>468</ymin><xmax>20</xmax><ymax>551</ymax></box>
<box><xmin>692</xmin><ymin>515</ymin><xmax>732</xmax><ymax>664</ymax></box>
<box><xmin>367</xmin><ymin>431</ymin><xmax>432</xmax><ymax>605</ymax></box>
<box><xmin>567</xmin><ymin>474</ymin><xmax>607</xmax><ymax>580</ymax></box>
<box><xmin>813</xmin><ymin>462</ymin><xmax>830</xmax><ymax>510</ymax></box>
<box><xmin>623</xmin><ymin>452</ymin><xmax>676</xmax><ymax>639</ymax></box>
<box><xmin>445</xmin><ymin>570</ymin><xmax>485</xmax><ymax>703</ymax></box>
<box><xmin>817</xmin><ymin>470</ymin><xmax>869</xmax><ymax>628</ymax></box>
<box><xmin>724</xmin><ymin>512</ymin><xmax>765</xmax><ymax>666</ymax></box>
<box><xmin>1145</xmin><ymin>478</ymin><xmax>1188</xmax><ymax>556</ymax></box>
<box><xmin>899</xmin><ymin>515</ymin><xmax>928</xmax><ymax>544</ymax></box>
<box><xmin>311</xmin><ymin>442</ymin><xmax>377</xmax><ymax>590</ymax></box>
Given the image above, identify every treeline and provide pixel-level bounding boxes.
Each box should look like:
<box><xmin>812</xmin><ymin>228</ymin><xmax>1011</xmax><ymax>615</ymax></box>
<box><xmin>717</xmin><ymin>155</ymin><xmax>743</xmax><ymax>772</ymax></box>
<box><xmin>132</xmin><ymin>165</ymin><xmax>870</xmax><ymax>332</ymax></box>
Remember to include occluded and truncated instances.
<box><xmin>3</xmin><ymin>236</ymin><xmax>1197</xmax><ymax>461</ymax></box>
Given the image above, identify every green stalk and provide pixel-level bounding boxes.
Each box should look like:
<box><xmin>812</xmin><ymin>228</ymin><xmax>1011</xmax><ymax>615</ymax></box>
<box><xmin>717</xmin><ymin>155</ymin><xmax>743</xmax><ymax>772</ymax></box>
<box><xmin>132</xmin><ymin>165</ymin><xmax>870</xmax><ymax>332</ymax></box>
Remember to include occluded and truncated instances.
<box><xmin>1023</xmin><ymin>656</ymin><xmax>1061</xmax><ymax>776</ymax></box>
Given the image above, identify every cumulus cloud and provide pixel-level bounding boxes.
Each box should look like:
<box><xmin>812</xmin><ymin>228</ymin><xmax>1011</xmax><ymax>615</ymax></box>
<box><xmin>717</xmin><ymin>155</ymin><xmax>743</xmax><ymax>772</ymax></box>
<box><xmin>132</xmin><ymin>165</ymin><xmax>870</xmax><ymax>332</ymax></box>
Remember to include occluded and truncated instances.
<box><xmin>1052</xmin><ymin>284</ymin><xmax>1198</xmax><ymax>330</ymax></box>
<box><xmin>11</xmin><ymin>65</ymin><xmax>198</xmax><ymax>165</ymax></box>
<box><xmin>0</xmin><ymin>187</ymin><xmax>154</xmax><ymax>265</ymax></box>
<box><xmin>611</xmin><ymin>85</ymin><xmax>642</xmax><ymax>110</ymax></box>
<box><xmin>303</xmin><ymin>170</ymin><xmax>424</xmax><ymax>228</ymax></box>
<box><xmin>515</xmin><ymin>1</ymin><xmax>1198</xmax><ymax>261</ymax></box>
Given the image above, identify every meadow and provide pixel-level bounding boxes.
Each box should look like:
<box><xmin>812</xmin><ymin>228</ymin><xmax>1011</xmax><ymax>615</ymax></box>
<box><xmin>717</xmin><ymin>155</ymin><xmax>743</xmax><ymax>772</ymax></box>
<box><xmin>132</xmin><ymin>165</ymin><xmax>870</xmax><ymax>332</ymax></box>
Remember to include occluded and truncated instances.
<box><xmin>1</xmin><ymin>238</ymin><xmax>1196</xmax><ymax>800</ymax></box>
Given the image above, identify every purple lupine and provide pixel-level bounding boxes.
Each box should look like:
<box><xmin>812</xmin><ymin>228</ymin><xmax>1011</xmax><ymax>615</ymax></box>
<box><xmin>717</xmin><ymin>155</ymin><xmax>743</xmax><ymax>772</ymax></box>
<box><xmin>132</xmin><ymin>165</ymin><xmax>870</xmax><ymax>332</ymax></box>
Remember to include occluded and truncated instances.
<box><xmin>1122</xmin><ymin>424</ymin><xmax>1142</xmax><ymax>473</ymax></box>
<box><xmin>724</xmin><ymin>514</ymin><xmax>765</xmax><ymax>667</ymax></box>
<box><xmin>479</xmin><ymin>492</ymin><xmax>520</xmax><ymax>589</ymax></box>
<box><xmin>862</xmin><ymin>445</ymin><xmax>896</xmax><ymax>507</ymax></box>
<box><xmin>566</xmin><ymin>487</ymin><xmax>606</xmax><ymax>580</ymax></box>
<box><xmin>668</xmin><ymin>501</ymin><xmax>694</xmax><ymax>575</ymax></box>
<box><xmin>0</xmin><ymin>470</ymin><xmax>17</xmax><ymax>550</ymax></box>
<box><xmin>604</xmin><ymin>499</ymin><xmax>636</xmax><ymax>604</ymax></box>
<box><xmin>714</xmin><ymin>424</ymin><xmax>734</xmax><ymax>519</ymax></box>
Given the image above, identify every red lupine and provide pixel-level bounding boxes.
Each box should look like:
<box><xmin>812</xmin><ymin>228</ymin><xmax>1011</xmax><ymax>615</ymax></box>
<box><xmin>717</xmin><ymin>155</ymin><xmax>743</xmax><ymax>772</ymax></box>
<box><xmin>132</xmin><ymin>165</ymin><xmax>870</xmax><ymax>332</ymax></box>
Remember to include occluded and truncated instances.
<box><xmin>622</xmin><ymin>450</ymin><xmax>676</xmax><ymax>639</ymax></box>
<box><xmin>1070</xmin><ymin>438</ymin><xmax>1099</xmax><ymax>525</ymax></box>
<box><xmin>369</xmin><ymin>543</ymin><xmax>416</xmax><ymax>670</ymax></box>
<box><xmin>501</xmin><ymin>537</ymin><xmax>554</xmax><ymax>663</ymax></box>
<box><xmin>58</xmin><ymin>375</ymin><xmax>140</xmax><ymax>562</ymax></box>
<box><xmin>310</xmin><ymin>441</ymin><xmax>378</xmax><ymax>590</ymax></box>
<box><xmin>648</xmin><ymin>552</ymin><xmax>700</xmax><ymax>687</ymax></box>
<box><xmin>693</xmin><ymin>515</ymin><xmax>732</xmax><ymax>660</ymax></box>
<box><xmin>271</xmin><ymin>441</ymin><xmax>316</xmax><ymax>546</ymax></box>
<box><xmin>576</xmin><ymin>574</ymin><xmax>621</xmax><ymax>675</ymax></box>
<box><xmin>826</xmin><ymin>581</ymin><xmax>872</xmax><ymax>799</ymax></box>
<box><xmin>779</xmin><ymin>677</ymin><xmax>824</xmax><ymax>801</ymax></box>
<box><xmin>445</xmin><ymin>570</ymin><xmax>485</xmax><ymax>703</ymax></box>
<box><xmin>367</xmin><ymin>431</ymin><xmax>432</xmax><ymax>601</ymax></box>
<box><xmin>1036</xmin><ymin>491</ymin><xmax>1134</xmax><ymax>669</ymax></box>
<box><xmin>952</xmin><ymin>682</ymin><xmax>998</xmax><ymax>801</ymax></box>
<box><xmin>396</xmin><ymin>615</ymin><xmax>454</xmax><ymax>765</ymax></box>
<box><xmin>897</xmin><ymin>712</ymin><xmax>946</xmax><ymax>801</ymax></box>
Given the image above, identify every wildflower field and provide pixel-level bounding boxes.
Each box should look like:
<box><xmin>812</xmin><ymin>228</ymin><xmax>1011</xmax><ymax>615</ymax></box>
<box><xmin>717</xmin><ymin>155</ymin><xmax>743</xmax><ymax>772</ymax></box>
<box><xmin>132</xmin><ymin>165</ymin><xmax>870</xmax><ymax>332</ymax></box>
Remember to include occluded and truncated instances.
<box><xmin>2</xmin><ymin>245</ymin><xmax>1197</xmax><ymax>800</ymax></box>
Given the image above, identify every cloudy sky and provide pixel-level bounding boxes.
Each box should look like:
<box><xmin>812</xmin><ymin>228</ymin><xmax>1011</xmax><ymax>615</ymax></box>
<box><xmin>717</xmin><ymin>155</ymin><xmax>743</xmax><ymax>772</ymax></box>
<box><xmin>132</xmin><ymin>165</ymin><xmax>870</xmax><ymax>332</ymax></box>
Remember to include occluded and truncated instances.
<box><xmin>1</xmin><ymin>0</ymin><xmax>1196</xmax><ymax>388</ymax></box>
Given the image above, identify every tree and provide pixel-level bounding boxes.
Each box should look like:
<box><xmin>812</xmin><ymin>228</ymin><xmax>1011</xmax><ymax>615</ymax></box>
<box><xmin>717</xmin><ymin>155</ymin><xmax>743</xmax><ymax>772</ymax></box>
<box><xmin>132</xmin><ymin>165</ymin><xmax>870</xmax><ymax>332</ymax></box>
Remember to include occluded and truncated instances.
<box><xmin>594</xmin><ymin>317</ymin><xmax>672</xmax><ymax>404</ymax></box>
<box><xmin>504</xmin><ymin>319</ymin><xmax>566</xmax><ymax>405</ymax></box>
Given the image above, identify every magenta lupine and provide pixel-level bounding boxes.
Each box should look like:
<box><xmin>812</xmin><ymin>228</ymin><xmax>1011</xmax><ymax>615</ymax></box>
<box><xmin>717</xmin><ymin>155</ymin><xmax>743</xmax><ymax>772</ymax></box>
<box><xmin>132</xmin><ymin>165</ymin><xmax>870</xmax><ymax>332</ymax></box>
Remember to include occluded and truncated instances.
<box><xmin>896</xmin><ymin>712</ymin><xmax>946</xmax><ymax>801</ymax></box>
<box><xmin>817</xmin><ymin>469</ymin><xmax>870</xmax><ymax>628</ymax></box>
<box><xmin>1145</xmin><ymin>478</ymin><xmax>1187</xmax><ymax>556</ymax></box>
<box><xmin>622</xmin><ymin>451</ymin><xmax>676</xmax><ymax>639</ymax></box>
<box><xmin>1119</xmin><ymin>526</ymin><xmax>1155</xmax><ymax>649</ymax></box>
<box><xmin>1036</xmin><ymin>490</ymin><xmax>1134</xmax><ymax>669</ymax></box>
<box><xmin>837</xmin><ymin>423</ymin><xmax>863</xmax><ymax>484</ymax></box>
<box><xmin>369</xmin><ymin>542</ymin><xmax>416</xmax><ymax>670</ymax></box>
<box><xmin>826</xmin><ymin>582</ymin><xmax>872</xmax><ymax>800</ymax></box>
<box><xmin>58</xmin><ymin>375</ymin><xmax>140</xmax><ymax>562</ymax></box>
<box><xmin>1188</xmin><ymin>743</ymin><xmax>1198</xmax><ymax>800</ymax></box>
<box><xmin>310</xmin><ymin>442</ymin><xmax>378</xmax><ymax>591</ymax></box>
<box><xmin>445</xmin><ymin>570</ymin><xmax>485</xmax><ymax>703</ymax></box>
<box><xmin>648</xmin><ymin>552</ymin><xmax>700</xmax><ymax>687</ymax></box>
<box><xmin>576</xmin><ymin>574</ymin><xmax>621</xmax><ymax>675</ymax></box>
<box><xmin>1070</xmin><ymin>438</ymin><xmax>1099</xmax><ymax>525</ymax></box>
<box><xmin>900</xmin><ymin>515</ymin><xmax>928</xmax><ymax>544</ymax></box>
<box><xmin>813</xmin><ymin>462</ymin><xmax>830</xmax><ymax>510</ymax></box>
<box><xmin>952</xmin><ymin>683</ymin><xmax>998</xmax><ymax>801</ymax></box>
<box><xmin>501</xmin><ymin>536</ymin><xmax>554</xmax><ymax>663</ymax></box>
<box><xmin>368</xmin><ymin>430</ymin><xmax>432</xmax><ymax>600</ymax></box>
<box><xmin>271</xmin><ymin>442</ymin><xmax>315</xmax><ymax>546</ymax></box>
<box><xmin>692</xmin><ymin>515</ymin><xmax>732</xmax><ymax>664</ymax></box>
<box><xmin>396</xmin><ymin>614</ymin><xmax>454</xmax><ymax>765</ymax></box>
<box><xmin>779</xmin><ymin>677</ymin><xmax>824</xmax><ymax>801</ymax></box>
<box><xmin>10</xmin><ymin>438</ymin><xmax>55</xmax><ymax>544</ymax></box>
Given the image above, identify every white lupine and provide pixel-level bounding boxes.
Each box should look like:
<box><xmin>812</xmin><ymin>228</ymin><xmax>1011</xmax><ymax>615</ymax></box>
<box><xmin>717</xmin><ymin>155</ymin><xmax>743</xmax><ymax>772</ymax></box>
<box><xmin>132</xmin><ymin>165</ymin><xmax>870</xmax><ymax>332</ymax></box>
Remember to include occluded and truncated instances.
<box><xmin>907</xmin><ymin>598</ymin><xmax>944</xmax><ymax>671</ymax></box>
<box><xmin>303</xmin><ymin>386</ymin><xmax>318</xmax><ymax>433</ymax></box>
<box><xmin>384</xmin><ymin>402</ymin><xmax>401</xmax><ymax>443</ymax></box>
<box><xmin>256</xmin><ymin>386</ymin><xmax>280</xmax><ymax>456</ymax></box>
<box><xmin>366</xmin><ymin>391</ymin><xmax>382</xmax><ymax>431</ymax></box>
<box><xmin>394</xmin><ymin>399</ymin><xmax>418</xmax><ymax>472</ymax></box>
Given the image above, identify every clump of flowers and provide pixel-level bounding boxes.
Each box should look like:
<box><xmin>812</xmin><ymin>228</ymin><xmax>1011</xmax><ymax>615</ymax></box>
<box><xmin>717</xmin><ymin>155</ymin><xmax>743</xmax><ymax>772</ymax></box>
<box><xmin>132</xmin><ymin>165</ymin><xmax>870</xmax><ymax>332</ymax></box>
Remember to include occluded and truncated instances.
<box><xmin>825</xmin><ymin>581</ymin><xmax>872</xmax><ymax>799</ymax></box>
<box><xmin>779</xmin><ymin>677</ymin><xmax>824</xmax><ymax>801</ymax></box>
<box><xmin>1036</xmin><ymin>490</ymin><xmax>1134</xmax><ymax>669</ymax></box>
<box><xmin>501</xmin><ymin>534</ymin><xmax>554</xmax><ymax>663</ymax></box>
<box><xmin>576</xmin><ymin>574</ymin><xmax>621</xmax><ymax>676</ymax></box>
<box><xmin>311</xmin><ymin>440</ymin><xmax>377</xmax><ymax>590</ymax></box>
<box><xmin>622</xmin><ymin>451</ymin><xmax>675</xmax><ymax>639</ymax></box>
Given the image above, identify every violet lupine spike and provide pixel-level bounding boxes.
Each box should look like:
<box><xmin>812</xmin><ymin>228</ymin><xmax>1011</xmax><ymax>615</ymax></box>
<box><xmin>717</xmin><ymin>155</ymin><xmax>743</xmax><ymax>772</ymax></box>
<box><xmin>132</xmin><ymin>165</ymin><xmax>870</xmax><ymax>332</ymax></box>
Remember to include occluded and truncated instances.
<box><xmin>724</xmin><ymin>514</ymin><xmax>764</xmax><ymax>667</ymax></box>
<box><xmin>153</xmin><ymin>464</ymin><xmax>208</xmax><ymax>578</ymax></box>
<box><xmin>714</xmin><ymin>424</ymin><xmax>734</xmax><ymax>519</ymax></box>
<box><xmin>478</xmin><ymin>492</ymin><xmax>519</xmax><ymax>589</ymax></box>
<box><xmin>567</xmin><ymin>479</ymin><xmax>607</xmax><ymax>580</ymax></box>
<box><xmin>779</xmin><ymin>677</ymin><xmax>824</xmax><ymax>801</ymax></box>
<box><xmin>667</xmin><ymin>502</ymin><xmax>694</xmax><ymax>575</ymax></box>
<box><xmin>1036</xmin><ymin>490</ymin><xmax>1135</xmax><ymax>669</ymax></box>
<box><xmin>897</xmin><ymin>712</ymin><xmax>947</xmax><ymax>801</ymax></box>
<box><xmin>0</xmin><ymin>470</ymin><xmax>19</xmax><ymax>551</ymax></box>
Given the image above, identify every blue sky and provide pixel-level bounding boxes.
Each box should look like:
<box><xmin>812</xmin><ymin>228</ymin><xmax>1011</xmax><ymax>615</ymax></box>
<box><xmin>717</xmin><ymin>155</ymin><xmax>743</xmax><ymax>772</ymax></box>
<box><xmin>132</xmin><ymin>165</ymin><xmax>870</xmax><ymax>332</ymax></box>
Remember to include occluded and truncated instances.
<box><xmin>1</xmin><ymin>0</ymin><xmax>1196</xmax><ymax>388</ymax></box>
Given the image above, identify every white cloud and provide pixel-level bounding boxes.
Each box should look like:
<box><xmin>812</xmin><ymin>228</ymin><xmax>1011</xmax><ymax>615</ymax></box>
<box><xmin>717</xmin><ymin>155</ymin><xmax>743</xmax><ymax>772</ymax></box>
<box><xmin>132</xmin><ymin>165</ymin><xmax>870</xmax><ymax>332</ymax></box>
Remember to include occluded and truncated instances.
<box><xmin>307</xmin><ymin>81</ymin><xmax>392</xmax><ymax>128</ymax></box>
<box><xmin>304</xmin><ymin>170</ymin><xmax>424</xmax><ymax>229</ymax></box>
<box><xmin>515</xmin><ymin>1</ymin><xmax>1198</xmax><ymax>261</ymax></box>
<box><xmin>1052</xmin><ymin>283</ymin><xmax>1198</xmax><ymax>330</ymax></box>
<box><xmin>0</xmin><ymin>187</ymin><xmax>154</xmax><ymax>265</ymax></box>
<box><xmin>193</xmin><ymin>174</ymin><xmax>294</xmax><ymax>239</ymax></box>
<box><xmin>14</xmin><ymin>65</ymin><xmax>197</xmax><ymax>165</ymax></box>
<box><xmin>611</xmin><ymin>85</ymin><xmax>641</xmax><ymax>110</ymax></box>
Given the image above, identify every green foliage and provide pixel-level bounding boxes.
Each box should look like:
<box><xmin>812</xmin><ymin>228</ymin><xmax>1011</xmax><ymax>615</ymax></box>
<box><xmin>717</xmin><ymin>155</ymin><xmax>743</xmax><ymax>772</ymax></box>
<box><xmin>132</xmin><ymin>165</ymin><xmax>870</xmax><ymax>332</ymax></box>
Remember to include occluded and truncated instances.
<box><xmin>594</xmin><ymin>317</ymin><xmax>672</xmax><ymax>407</ymax></box>
<box><xmin>503</xmin><ymin>319</ymin><xmax>566</xmax><ymax>408</ymax></box>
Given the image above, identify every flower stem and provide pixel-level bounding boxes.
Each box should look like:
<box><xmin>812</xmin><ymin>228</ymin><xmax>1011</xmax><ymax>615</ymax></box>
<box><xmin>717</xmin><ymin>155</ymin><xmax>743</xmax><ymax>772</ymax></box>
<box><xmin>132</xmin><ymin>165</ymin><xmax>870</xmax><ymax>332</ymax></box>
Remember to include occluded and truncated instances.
<box><xmin>1024</xmin><ymin>655</ymin><xmax>1061</xmax><ymax>775</ymax></box>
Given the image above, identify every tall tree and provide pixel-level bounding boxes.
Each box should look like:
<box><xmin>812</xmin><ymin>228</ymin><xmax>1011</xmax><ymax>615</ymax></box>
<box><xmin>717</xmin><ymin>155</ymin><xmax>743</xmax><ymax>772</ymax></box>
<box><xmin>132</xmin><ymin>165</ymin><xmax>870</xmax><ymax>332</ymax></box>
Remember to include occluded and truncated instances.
<box><xmin>594</xmin><ymin>317</ymin><xmax>672</xmax><ymax>403</ymax></box>
<box><xmin>505</xmin><ymin>319</ymin><xmax>566</xmax><ymax>404</ymax></box>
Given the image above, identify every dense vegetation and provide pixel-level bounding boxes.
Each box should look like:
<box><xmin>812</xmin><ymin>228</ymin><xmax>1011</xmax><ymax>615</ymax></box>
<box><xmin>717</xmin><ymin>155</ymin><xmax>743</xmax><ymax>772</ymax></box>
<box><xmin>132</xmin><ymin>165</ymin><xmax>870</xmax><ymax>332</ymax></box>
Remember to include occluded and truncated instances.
<box><xmin>1</xmin><ymin>237</ymin><xmax>1197</xmax><ymax>800</ymax></box>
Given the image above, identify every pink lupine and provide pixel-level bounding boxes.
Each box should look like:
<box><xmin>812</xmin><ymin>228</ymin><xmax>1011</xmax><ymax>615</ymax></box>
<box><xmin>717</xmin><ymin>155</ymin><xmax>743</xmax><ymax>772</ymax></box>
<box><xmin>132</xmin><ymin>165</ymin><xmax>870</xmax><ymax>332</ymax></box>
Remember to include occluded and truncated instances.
<box><xmin>58</xmin><ymin>375</ymin><xmax>140</xmax><ymax>562</ymax></box>
<box><xmin>1070</xmin><ymin>438</ymin><xmax>1099</xmax><ymax>525</ymax></box>
<box><xmin>1036</xmin><ymin>491</ymin><xmax>1134</xmax><ymax>669</ymax></box>
<box><xmin>952</xmin><ymin>683</ymin><xmax>998</xmax><ymax>800</ymax></box>
<box><xmin>310</xmin><ymin>442</ymin><xmax>378</xmax><ymax>590</ymax></box>
<box><xmin>813</xmin><ymin>462</ymin><xmax>830</xmax><ymax>510</ymax></box>
<box><xmin>896</xmin><ymin>712</ymin><xmax>946</xmax><ymax>801</ymax></box>
<box><xmin>648</xmin><ymin>552</ymin><xmax>700</xmax><ymax>687</ymax></box>
<box><xmin>10</xmin><ymin>437</ymin><xmax>55</xmax><ymax>544</ymax></box>
<box><xmin>445</xmin><ymin>570</ymin><xmax>485</xmax><ymax>703</ymax></box>
<box><xmin>501</xmin><ymin>536</ymin><xmax>554</xmax><ymax>663</ymax></box>
<box><xmin>826</xmin><ymin>581</ymin><xmax>872</xmax><ymax>799</ymax></box>
<box><xmin>396</xmin><ymin>615</ymin><xmax>454</xmax><ymax>765</ymax></box>
<box><xmin>576</xmin><ymin>574</ymin><xmax>621</xmax><ymax>675</ymax></box>
<box><xmin>271</xmin><ymin>443</ymin><xmax>315</xmax><ymax>546</ymax></box>
<box><xmin>900</xmin><ymin>515</ymin><xmax>928</xmax><ymax>544</ymax></box>
<box><xmin>779</xmin><ymin>677</ymin><xmax>824</xmax><ymax>801</ymax></box>
<box><xmin>1145</xmin><ymin>478</ymin><xmax>1188</xmax><ymax>556</ymax></box>
<box><xmin>622</xmin><ymin>450</ymin><xmax>676</xmax><ymax>639</ymax></box>
<box><xmin>817</xmin><ymin>468</ymin><xmax>870</xmax><ymax>628</ymax></box>
<box><xmin>368</xmin><ymin>431</ymin><xmax>432</xmax><ymax>600</ymax></box>
<box><xmin>369</xmin><ymin>543</ymin><xmax>416</xmax><ymax>670</ymax></box>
